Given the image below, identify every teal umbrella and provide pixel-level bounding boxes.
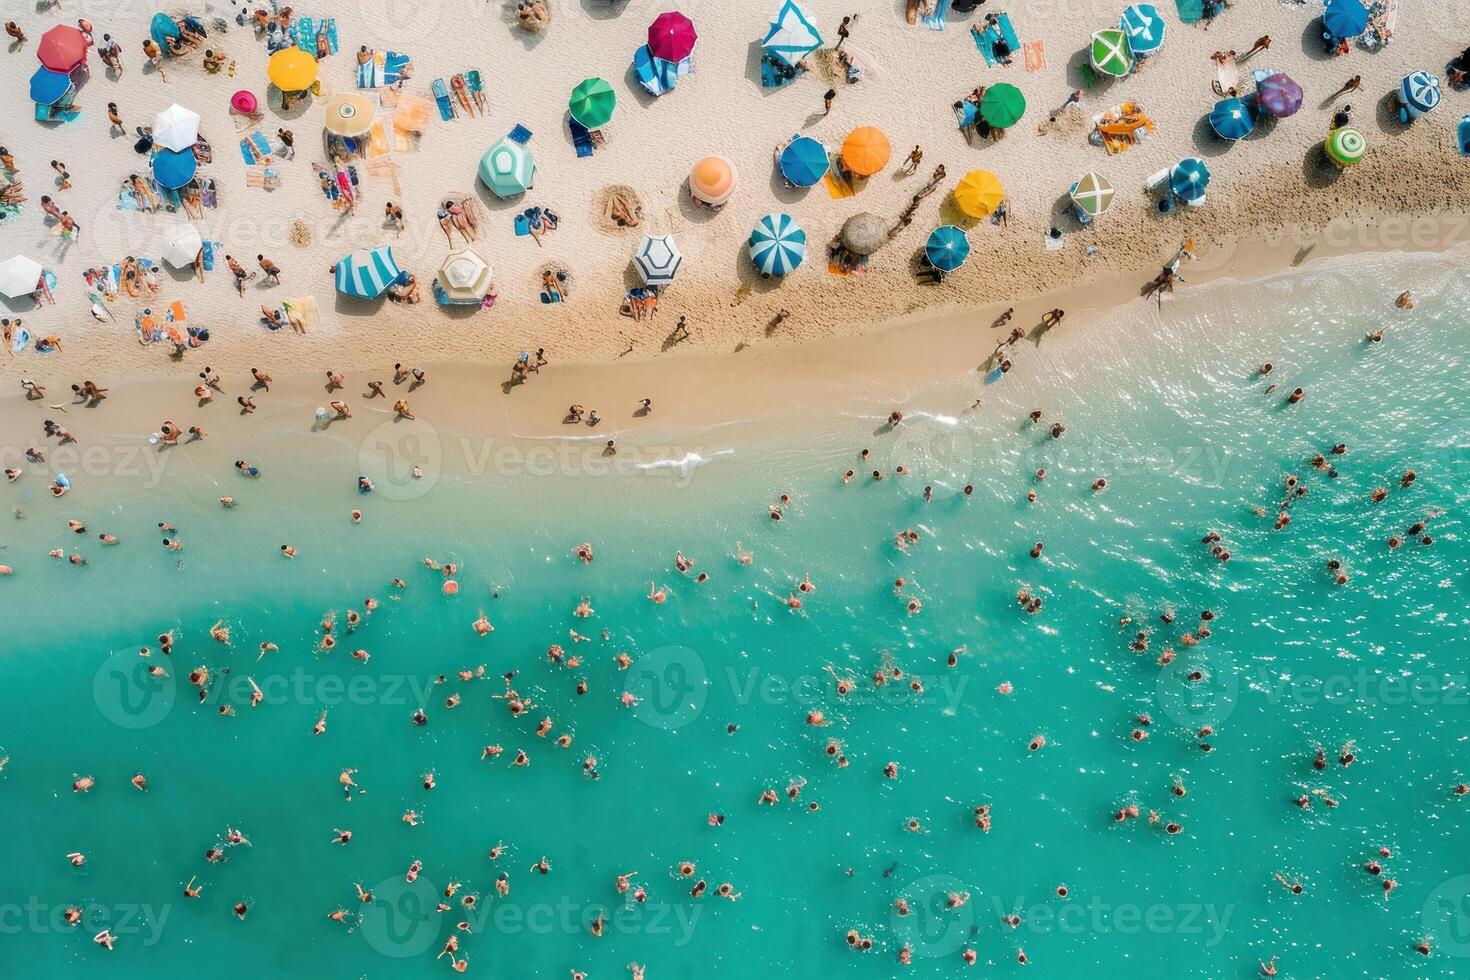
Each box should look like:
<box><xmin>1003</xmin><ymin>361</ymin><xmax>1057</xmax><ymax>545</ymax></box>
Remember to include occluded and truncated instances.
<box><xmin>749</xmin><ymin>213</ymin><xmax>806</xmax><ymax>276</ymax></box>
<box><xmin>925</xmin><ymin>225</ymin><xmax>970</xmax><ymax>272</ymax></box>
<box><xmin>478</xmin><ymin>138</ymin><xmax>535</xmax><ymax>198</ymax></box>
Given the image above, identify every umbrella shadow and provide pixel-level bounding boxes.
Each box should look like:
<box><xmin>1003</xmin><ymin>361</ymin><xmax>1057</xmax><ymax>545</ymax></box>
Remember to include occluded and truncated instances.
<box><xmin>621</xmin><ymin>63</ymin><xmax>659</xmax><ymax>110</ymax></box>
<box><xmin>1373</xmin><ymin>90</ymin><xmax>1403</xmax><ymax>133</ymax></box>
<box><xmin>1300</xmin><ymin>143</ymin><xmax>1344</xmax><ymax>189</ymax></box>
<box><xmin>727</xmin><ymin>242</ymin><xmax>784</xmax><ymax>297</ymax></box>
<box><xmin>767</xmin><ymin>168</ymin><xmax>810</xmax><ymax>206</ymax></box>
<box><xmin>578</xmin><ymin>0</ymin><xmax>633</xmax><ymax>20</ymax></box>
<box><xmin>1296</xmin><ymin>19</ymin><xmax>1337</xmax><ymax>63</ymax></box>
<box><xmin>332</xmin><ymin>293</ymin><xmax>389</xmax><ymax>318</ymax></box>
<box><xmin>675</xmin><ymin>189</ymin><xmax>719</xmax><ymax>225</ymax></box>
<box><xmin>1190</xmin><ymin>115</ymin><xmax>1237</xmax><ymax>158</ymax></box>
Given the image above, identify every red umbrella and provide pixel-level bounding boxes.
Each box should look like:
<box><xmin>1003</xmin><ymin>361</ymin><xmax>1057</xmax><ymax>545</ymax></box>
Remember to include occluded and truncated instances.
<box><xmin>37</xmin><ymin>25</ymin><xmax>88</xmax><ymax>74</ymax></box>
<box><xmin>648</xmin><ymin>11</ymin><xmax>697</xmax><ymax>62</ymax></box>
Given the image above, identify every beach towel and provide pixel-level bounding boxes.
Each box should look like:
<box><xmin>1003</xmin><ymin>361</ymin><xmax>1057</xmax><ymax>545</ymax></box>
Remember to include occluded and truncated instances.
<box><xmin>199</xmin><ymin>178</ymin><xmax>218</xmax><ymax>210</ymax></box>
<box><xmin>432</xmin><ymin>78</ymin><xmax>455</xmax><ymax>121</ymax></box>
<box><xmin>10</xmin><ymin>327</ymin><xmax>29</xmax><ymax>353</ymax></box>
<box><xmin>294</xmin><ymin>16</ymin><xmax>338</xmax><ymax>56</ymax></box>
<box><xmin>1174</xmin><ymin>0</ymin><xmax>1203</xmax><ymax>24</ymax></box>
<box><xmin>760</xmin><ymin>54</ymin><xmax>800</xmax><ymax>89</ymax></box>
<box><xmin>514</xmin><ymin>213</ymin><xmax>530</xmax><ymax>236</ymax></box>
<box><xmin>922</xmin><ymin>0</ymin><xmax>951</xmax><ymax>30</ymax></box>
<box><xmin>201</xmin><ymin>240</ymin><xmax>219</xmax><ymax>271</ymax></box>
<box><xmin>1024</xmin><ymin>40</ymin><xmax>1045</xmax><ymax>72</ymax></box>
<box><xmin>283</xmin><ymin>295</ymin><xmax>319</xmax><ymax>331</ymax></box>
<box><xmin>823</xmin><ymin>171</ymin><xmax>856</xmax><ymax>199</ymax></box>
<box><xmin>973</xmin><ymin>14</ymin><xmax>1020</xmax><ymax>67</ymax></box>
<box><xmin>568</xmin><ymin>118</ymin><xmax>595</xmax><ymax>158</ymax></box>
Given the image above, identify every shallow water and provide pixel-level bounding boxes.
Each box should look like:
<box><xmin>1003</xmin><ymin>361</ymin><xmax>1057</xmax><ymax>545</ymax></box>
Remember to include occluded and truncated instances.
<box><xmin>3</xmin><ymin>252</ymin><xmax>1469</xmax><ymax>978</ymax></box>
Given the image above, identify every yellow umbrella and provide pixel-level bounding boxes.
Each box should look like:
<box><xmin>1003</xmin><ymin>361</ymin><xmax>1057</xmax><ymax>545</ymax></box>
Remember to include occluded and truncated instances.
<box><xmin>268</xmin><ymin>47</ymin><xmax>318</xmax><ymax>92</ymax></box>
<box><xmin>954</xmin><ymin>169</ymin><xmax>1005</xmax><ymax>218</ymax></box>
<box><xmin>323</xmin><ymin>93</ymin><xmax>375</xmax><ymax>137</ymax></box>
<box><xmin>840</xmin><ymin>126</ymin><xmax>890</xmax><ymax>177</ymax></box>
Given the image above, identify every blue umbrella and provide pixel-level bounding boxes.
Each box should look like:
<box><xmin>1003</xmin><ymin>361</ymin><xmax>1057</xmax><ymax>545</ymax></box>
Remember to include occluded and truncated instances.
<box><xmin>150</xmin><ymin>12</ymin><xmax>182</xmax><ymax>47</ymax></box>
<box><xmin>335</xmin><ymin>247</ymin><xmax>404</xmax><ymax>299</ymax></box>
<box><xmin>1170</xmin><ymin>157</ymin><xmax>1211</xmax><ymax>201</ymax></box>
<box><xmin>1322</xmin><ymin>0</ymin><xmax>1368</xmax><ymax>40</ymax></box>
<box><xmin>924</xmin><ymin>225</ymin><xmax>970</xmax><ymax>273</ymax></box>
<box><xmin>749</xmin><ymin>213</ymin><xmax>807</xmax><ymax>276</ymax></box>
<box><xmin>151</xmin><ymin>148</ymin><xmax>197</xmax><ymax>189</ymax></box>
<box><xmin>29</xmin><ymin>66</ymin><xmax>72</xmax><ymax>106</ymax></box>
<box><xmin>1119</xmin><ymin>4</ymin><xmax>1166</xmax><ymax>56</ymax></box>
<box><xmin>1400</xmin><ymin>70</ymin><xmax>1441</xmax><ymax>118</ymax></box>
<box><xmin>778</xmin><ymin>136</ymin><xmax>829</xmax><ymax>187</ymax></box>
<box><xmin>1209</xmin><ymin>98</ymin><xmax>1255</xmax><ymax>141</ymax></box>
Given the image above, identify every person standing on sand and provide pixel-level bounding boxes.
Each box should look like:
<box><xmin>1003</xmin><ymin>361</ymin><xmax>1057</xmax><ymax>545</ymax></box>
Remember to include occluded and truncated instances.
<box><xmin>823</xmin><ymin>88</ymin><xmax>836</xmax><ymax>114</ymax></box>
<box><xmin>900</xmin><ymin>146</ymin><xmax>923</xmax><ymax>176</ymax></box>
<box><xmin>836</xmin><ymin>16</ymin><xmax>852</xmax><ymax>49</ymax></box>
<box><xmin>1330</xmin><ymin>75</ymin><xmax>1362</xmax><ymax>99</ymax></box>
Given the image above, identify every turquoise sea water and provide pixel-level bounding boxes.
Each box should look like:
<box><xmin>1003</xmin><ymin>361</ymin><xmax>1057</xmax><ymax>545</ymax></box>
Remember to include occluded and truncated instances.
<box><xmin>3</xmin><ymin>253</ymin><xmax>1469</xmax><ymax>978</ymax></box>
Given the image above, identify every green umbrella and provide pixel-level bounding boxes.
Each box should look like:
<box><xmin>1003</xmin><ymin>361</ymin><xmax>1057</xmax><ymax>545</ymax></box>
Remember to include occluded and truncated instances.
<box><xmin>1090</xmin><ymin>28</ymin><xmax>1134</xmax><ymax>77</ymax></box>
<box><xmin>569</xmin><ymin>77</ymin><xmax>616</xmax><ymax>129</ymax></box>
<box><xmin>980</xmin><ymin>83</ymin><xmax>1026</xmax><ymax>128</ymax></box>
<box><xmin>1324</xmin><ymin>127</ymin><xmax>1366</xmax><ymax>167</ymax></box>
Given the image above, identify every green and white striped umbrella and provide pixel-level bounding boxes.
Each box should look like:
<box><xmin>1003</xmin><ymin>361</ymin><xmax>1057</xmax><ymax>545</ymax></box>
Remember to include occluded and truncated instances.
<box><xmin>1069</xmin><ymin>172</ymin><xmax>1115</xmax><ymax>217</ymax></box>
<box><xmin>748</xmin><ymin>213</ymin><xmax>806</xmax><ymax>276</ymax></box>
<box><xmin>1324</xmin><ymin>127</ymin><xmax>1366</xmax><ymax>167</ymax></box>
<box><xmin>1090</xmin><ymin>28</ymin><xmax>1134</xmax><ymax>78</ymax></box>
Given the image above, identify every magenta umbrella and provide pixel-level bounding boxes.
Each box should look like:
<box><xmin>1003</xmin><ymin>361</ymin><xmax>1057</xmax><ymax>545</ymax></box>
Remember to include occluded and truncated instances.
<box><xmin>648</xmin><ymin>11</ymin><xmax>697</xmax><ymax>62</ymax></box>
<box><xmin>1256</xmin><ymin>72</ymin><xmax>1303</xmax><ymax>118</ymax></box>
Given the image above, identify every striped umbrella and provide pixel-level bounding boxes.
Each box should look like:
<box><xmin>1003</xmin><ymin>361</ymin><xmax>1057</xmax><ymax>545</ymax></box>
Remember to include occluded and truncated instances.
<box><xmin>762</xmin><ymin>0</ymin><xmax>822</xmax><ymax>68</ymax></box>
<box><xmin>634</xmin><ymin>234</ymin><xmax>682</xmax><ymax>286</ymax></box>
<box><xmin>438</xmin><ymin>249</ymin><xmax>493</xmax><ymax>302</ymax></box>
<box><xmin>335</xmin><ymin>247</ymin><xmax>404</xmax><ymax>299</ymax></box>
<box><xmin>569</xmin><ymin>78</ymin><xmax>616</xmax><ymax>129</ymax></box>
<box><xmin>1090</xmin><ymin>29</ymin><xmax>1134</xmax><ymax>77</ymax></box>
<box><xmin>478</xmin><ymin>138</ymin><xmax>535</xmax><ymax>198</ymax></box>
<box><xmin>648</xmin><ymin>11</ymin><xmax>697</xmax><ymax>63</ymax></box>
<box><xmin>1119</xmin><ymin>4</ymin><xmax>1166</xmax><ymax>56</ymax></box>
<box><xmin>980</xmin><ymin>83</ymin><xmax>1026</xmax><ymax>128</ymax></box>
<box><xmin>1256</xmin><ymin>72</ymin><xmax>1303</xmax><ymax>118</ymax></box>
<box><xmin>1069</xmin><ymin>172</ymin><xmax>1115</xmax><ymax>217</ymax></box>
<box><xmin>778</xmin><ymin>136</ymin><xmax>829</xmax><ymax>187</ymax></box>
<box><xmin>1209</xmin><ymin>97</ymin><xmax>1255</xmax><ymax>141</ymax></box>
<box><xmin>151</xmin><ymin>148</ymin><xmax>198</xmax><ymax>190</ymax></box>
<box><xmin>954</xmin><ymin>169</ymin><xmax>1005</xmax><ymax>218</ymax></box>
<box><xmin>1169</xmin><ymin>157</ymin><xmax>1211</xmax><ymax>201</ymax></box>
<box><xmin>1400</xmin><ymin>71</ymin><xmax>1441</xmax><ymax>117</ymax></box>
<box><xmin>924</xmin><ymin>225</ymin><xmax>970</xmax><ymax>273</ymax></box>
<box><xmin>1322</xmin><ymin>0</ymin><xmax>1369</xmax><ymax>40</ymax></box>
<box><xmin>1325</xmin><ymin>127</ymin><xmax>1366</xmax><ymax>167</ymax></box>
<box><xmin>749</xmin><ymin>213</ymin><xmax>807</xmax><ymax>276</ymax></box>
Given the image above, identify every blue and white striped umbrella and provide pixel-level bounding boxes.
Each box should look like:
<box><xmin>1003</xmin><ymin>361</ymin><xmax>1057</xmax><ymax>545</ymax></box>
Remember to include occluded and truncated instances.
<box><xmin>924</xmin><ymin>225</ymin><xmax>970</xmax><ymax>273</ymax></box>
<box><xmin>1169</xmin><ymin>157</ymin><xmax>1211</xmax><ymax>201</ymax></box>
<box><xmin>749</xmin><ymin>213</ymin><xmax>806</xmax><ymax>276</ymax></box>
<box><xmin>1209</xmin><ymin>97</ymin><xmax>1255</xmax><ymax>141</ymax></box>
<box><xmin>1400</xmin><ymin>70</ymin><xmax>1441</xmax><ymax>117</ymax></box>
<box><xmin>634</xmin><ymin>234</ymin><xmax>682</xmax><ymax>286</ymax></box>
<box><xmin>1119</xmin><ymin>4</ymin><xmax>1166</xmax><ymax>55</ymax></box>
<box><xmin>335</xmin><ymin>246</ymin><xmax>403</xmax><ymax>299</ymax></box>
<box><xmin>762</xmin><ymin>0</ymin><xmax>822</xmax><ymax>69</ymax></box>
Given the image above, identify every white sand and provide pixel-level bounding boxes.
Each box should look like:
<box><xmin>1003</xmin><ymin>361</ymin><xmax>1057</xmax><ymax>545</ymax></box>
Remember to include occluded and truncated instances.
<box><xmin>0</xmin><ymin>0</ymin><xmax>1466</xmax><ymax>390</ymax></box>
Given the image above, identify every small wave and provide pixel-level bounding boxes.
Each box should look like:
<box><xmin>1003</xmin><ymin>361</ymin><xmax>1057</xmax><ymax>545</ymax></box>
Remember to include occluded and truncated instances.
<box><xmin>634</xmin><ymin>449</ymin><xmax>735</xmax><ymax>473</ymax></box>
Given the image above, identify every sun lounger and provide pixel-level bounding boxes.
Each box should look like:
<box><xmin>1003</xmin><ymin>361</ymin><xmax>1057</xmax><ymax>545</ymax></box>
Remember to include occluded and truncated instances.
<box><xmin>432</xmin><ymin>78</ymin><xmax>455</xmax><ymax>121</ymax></box>
<box><xmin>1212</xmin><ymin>53</ymin><xmax>1240</xmax><ymax>97</ymax></box>
<box><xmin>464</xmin><ymin>69</ymin><xmax>486</xmax><ymax>112</ymax></box>
<box><xmin>508</xmin><ymin>124</ymin><xmax>532</xmax><ymax>145</ymax></box>
<box><xmin>568</xmin><ymin>118</ymin><xmax>595</xmax><ymax>158</ymax></box>
<box><xmin>923</xmin><ymin>0</ymin><xmax>951</xmax><ymax>30</ymax></box>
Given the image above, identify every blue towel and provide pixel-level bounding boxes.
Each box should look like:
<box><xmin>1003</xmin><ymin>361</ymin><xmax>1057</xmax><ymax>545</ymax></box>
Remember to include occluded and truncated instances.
<box><xmin>508</xmin><ymin>124</ymin><xmax>532</xmax><ymax>145</ymax></box>
<box><xmin>514</xmin><ymin>214</ymin><xmax>530</xmax><ymax>236</ymax></box>
<box><xmin>251</xmin><ymin>131</ymin><xmax>273</xmax><ymax>156</ymax></box>
<box><xmin>1174</xmin><ymin>0</ymin><xmax>1204</xmax><ymax>23</ymax></box>
<box><xmin>760</xmin><ymin>55</ymin><xmax>799</xmax><ymax>89</ymax></box>
<box><xmin>923</xmin><ymin>0</ymin><xmax>952</xmax><ymax>30</ymax></box>
<box><xmin>568</xmin><ymin>118</ymin><xmax>595</xmax><ymax>158</ymax></box>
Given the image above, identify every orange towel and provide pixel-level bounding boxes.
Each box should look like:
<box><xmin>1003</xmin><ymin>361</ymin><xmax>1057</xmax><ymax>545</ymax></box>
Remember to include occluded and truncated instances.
<box><xmin>1024</xmin><ymin>40</ymin><xmax>1045</xmax><ymax>72</ymax></box>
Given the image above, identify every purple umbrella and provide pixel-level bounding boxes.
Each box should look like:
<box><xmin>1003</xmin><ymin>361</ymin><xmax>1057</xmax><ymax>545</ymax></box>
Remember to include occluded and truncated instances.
<box><xmin>1257</xmin><ymin>72</ymin><xmax>1303</xmax><ymax>119</ymax></box>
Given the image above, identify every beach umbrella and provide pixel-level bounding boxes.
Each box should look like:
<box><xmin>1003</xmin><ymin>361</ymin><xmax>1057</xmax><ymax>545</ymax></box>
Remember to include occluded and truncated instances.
<box><xmin>153</xmin><ymin>104</ymin><xmax>201</xmax><ymax>152</ymax></box>
<box><xmin>689</xmin><ymin>156</ymin><xmax>736</xmax><ymax>206</ymax></box>
<box><xmin>634</xmin><ymin>234</ymin><xmax>682</xmax><ymax>286</ymax></box>
<box><xmin>748</xmin><ymin>213</ymin><xmax>806</xmax><ymax>276</ymax></box>
<box><xmin>1169</xmin><ymin>157</ymin><xmax>1211</xmax><ymax>201</ymax></box>
<box><xmin>28</xmin><ymin>66</ymin><xmax>72</xmax><ymax>106</ymax></box>
<box><xmin>1119</xmin><ymin>4</ymin><xmax>1166</xmax><ymax>55</ymax></box>
<box><xmin>841</xmin><ymin>212</ymin><xmax>888</xmax><ymax>255</ymax></box>
<box><xmin>335</xmin><ymin>247</ymin><xmax>404</xmax><ymax>299</ymax></box>
<box><xmin>980</xmin><ymin>83</ymin><xmax>1026</xmax><ymax>128</ymax></box>
<box><xmin>648</xmin><ymin>11</ymin><xmax>697</xmax><ymax>62</ymax></box>
<box><xmin>1090</xmin><ymin>28</ymin><xmax>1134</xmax><ymax>77</ymax></box>
<box><xmin>1400</xmin><ymin>70</ymin><xmax>1441</xmax><ymax>117</ymax></box>
<box><xmin>1322</xmin><ymin>0</ymin><xmax>1369</xmax><ymax>39</ymax></box>
<box><xmin>569</xmin><ymin>77</ymin><xmax>616</xmax><ymax>129</ymax></box>
<box><xmin>159</xmin><ymin>225</ymin><xmax>204</xmax><ymax>268</ymax></box>
<box><xmin>925</xmin><ymin>225</ymin><xmax>971</xmax><ymax>273</ymax></box>
<box><xmin>953</xmin><ymin>169</ymin><xmax>1005</xmax><ymax>218</ymax></box>
<box><xmin>1325</xmin><ymin>127</ymin><xmax>1366</xmax><ymax>166</ymax></box>
<box><xmin>0</xmin><ymin>255</ymin><xmax>43</xmax><ymax>298</ymax></box>
<box><xmin>151</xmin><ymin>148</ymin><xmax>198</xmax><ymax>190</ymax></box>
<box><xmin>762</xmin><ymin>0</ymin><xmax>822</xmax><ymax>68</ymax></box>
<box><xmin>323</xmin><ymin>93</ymin><xmax>375</xmax><ymax>137</ymax></box>
<box><xmin>840</xmin><ymin>126</ymin><xmax>890</xmax><ymax>177</ymax></box>
<box><xmin>478</xmin><ymin>138</ymin><xmax>535</xmax><ymax>198</ymax></box>
<box><xmin>1070</xmin><ymin>172</ymin><xmax>1115</xmax><ymax>217</ymax></box>
<box><xmin>37</xmin><ymin>25</ymin><xmax>87</xmax><ymax>73</ymax></box>
<box><xmin>1209</xmin><ymin>97</ymin><xmax>1255</xmax><ymax>141</ymax></box>
<box><xmin>150</xmin><ymin>13</ymin><xmax>182</xmax><ymax>47</ymax></box>
<box><xmin>778</xmin><ymin>136</ymin><xmax>829</xmax><ymax>187</ymax></box>
<box><xmin>268</xmin><ymin>47</ymin><xmax>318</xmax><ymax>92</ymax></box>
<box><xmin>438</xmin><ymin>249</ymin><xmax>493</xmax><ymax>302</ymax></box>
<box><xmin>1256</xmin><ymin>72</ymin><xmax>1303</xmax><ymax>118</ymax></box>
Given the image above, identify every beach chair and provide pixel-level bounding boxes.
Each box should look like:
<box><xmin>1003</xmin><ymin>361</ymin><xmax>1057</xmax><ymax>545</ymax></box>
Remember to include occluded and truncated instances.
<box><xmin>568</xmin><ymin>119</ymin><xmax>595</xmax><ymax>158</ymax></box>
<box><xmin>393</xmin><ymin>95</ymin><xmax>432</xmax><ymax>133</ymax></box>
<box><xmin>508</xmin><ymin>124</ymin><xmax>532</xmax><ymax>145</ymax></box>
<box><xmin>431</xmin><ymin>78</ymin><xmax>455</xmax><ymax>121</ymax></box>
<box><xmin>464</xmin><ymin>69</ymin><xmax>486</xmax><ymax>113</ymax></box>
<box><xmin>1212</xmin><ymin>53</ymin><xmax>1240</xmax><ymax>97</ymax></box>
<box><xmin>922</xmin><ymin>0</ymin><xmax>952</xmax><ymax>30</ymax></box>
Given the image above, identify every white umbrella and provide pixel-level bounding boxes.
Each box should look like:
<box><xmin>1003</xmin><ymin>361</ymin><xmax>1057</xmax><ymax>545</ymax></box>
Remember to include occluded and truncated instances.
<box><xmin>159</xmin><ymin>224</ymin><xmax>203</xmax><ymax>269</ymax></box>
<box><xmin>634</xmin><ymin>234</ymin><xmax>682</xmax><ymax>286</ymax></box>
<box><xmin>0</xmin><ymin>255</ymin><xmax>44</xmax><ymax>298</ymax></box>
<box><xmin>437</xmin><ymin>249</ymin><xmax>493</xmax><ymax>302</ymax></box>
<box><xmin>153</xmin><ymin>103</ymin><xmax>201</xmax><ymax>153</ymax></box>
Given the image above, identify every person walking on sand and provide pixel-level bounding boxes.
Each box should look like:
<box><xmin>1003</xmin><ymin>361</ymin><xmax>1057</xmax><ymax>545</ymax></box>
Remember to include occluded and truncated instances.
<box><xmin>1240</xmin><ymin>35</ymin><xmax>1270</xmax><ymax>62</ymax></box>
<box><xmin>823</xmin><ymin>88</ymin><xmax>836</xmax><ymax>114</ymax></box>
<box><xmin>673</xmin><ymin>314</ymin><xmax>689</xmax><ymax>340</ymax></box>
<box><xmin>106</xmin><ymin>103</ymin><xmax>124</xmax><ymax>134</ymax></box>
<box><xmin>51</xmin><ymin>161</ymin><xmax>71</xmax><ymax>191</ymax></box>
<box><xmin>142</xmin><ymin>39</ymin><xmax>167</xmax><ymax>81</ymax></box>
<box><xmin>277</xmin><ymin>129</ymin><xmax>295</xmax><ymax>159</ymax></box>
<box><xmin>836</xmin><ymin>15</ymin><xmax>852</xmax><ymax>49</ymax></box>
<box><xmin>1330</xmin><ymin>75</ymin><xmax>1362</xmax><ymax>100</ymax></box>
<box><xmin>901</xmin><ymin>146</ymin><xmax>923</xmax><ymax>176</ymax></box>
<box><xmin>225</xmin><ymin>255</ymin><xmax>254</xmax><ymax>297</ymax></box>
<box><xmin>5</xmin><ymin>22</ymin><xmax>26</xmax><ymax>45</ymax></box>
<box><xmin>257</xmin><ymin>255</ymin><xmax>282</xmax><ymax>284</ymax></box>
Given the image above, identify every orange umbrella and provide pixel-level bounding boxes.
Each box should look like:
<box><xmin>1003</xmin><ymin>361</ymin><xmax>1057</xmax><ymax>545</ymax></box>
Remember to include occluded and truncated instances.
<box><xmin>689</xmin><ymin>155</ymin><xmax>736</xmax><ymax>206</ymax></box>
<box><xmin>840</xmin><ymin>126</ymin><xmax>890</xmax><ymax>177</ymax></box>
